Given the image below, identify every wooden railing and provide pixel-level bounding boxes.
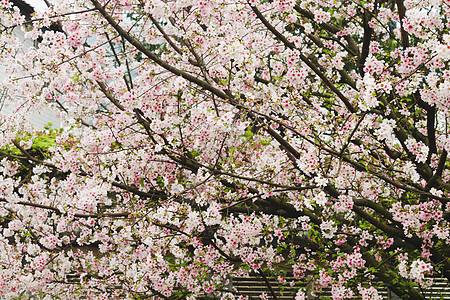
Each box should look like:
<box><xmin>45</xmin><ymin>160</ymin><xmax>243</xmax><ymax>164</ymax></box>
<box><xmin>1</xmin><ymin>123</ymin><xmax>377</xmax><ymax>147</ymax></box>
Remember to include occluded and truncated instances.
<box><xmin>62</xmin><ymin>272</ymin><xmax>450</xmax><ymax>299</ymax></box>
<box><xmin>198</xmin><ymin>274</ymin><xmax>450</xmax><ymax>300</ymax></box>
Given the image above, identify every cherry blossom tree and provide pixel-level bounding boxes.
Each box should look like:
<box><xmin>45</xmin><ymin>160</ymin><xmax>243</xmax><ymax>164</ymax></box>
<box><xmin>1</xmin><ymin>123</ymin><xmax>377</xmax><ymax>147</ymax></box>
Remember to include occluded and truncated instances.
<box><xmin>1</xmin><ymin>0</ymin><xmax>450</xmax><ymax>299</ymax></box>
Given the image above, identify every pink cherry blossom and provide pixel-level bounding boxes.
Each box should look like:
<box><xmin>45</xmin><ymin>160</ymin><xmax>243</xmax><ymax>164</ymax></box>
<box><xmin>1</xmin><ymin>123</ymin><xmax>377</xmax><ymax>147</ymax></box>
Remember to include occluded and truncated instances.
<box><xmin>0</xmin><ymin>0</ymin><xmax>449</xmax><ymax>299</ymax></box>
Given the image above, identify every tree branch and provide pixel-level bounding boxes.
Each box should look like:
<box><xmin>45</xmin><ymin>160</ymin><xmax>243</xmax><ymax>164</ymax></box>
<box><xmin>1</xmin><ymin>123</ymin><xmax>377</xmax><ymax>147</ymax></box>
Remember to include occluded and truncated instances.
<box><xmin>249</xmin><ymin>4</ymin><xmax>356</xmax><ymax>113</ymax></box>
<box><xmin>91</xmin><ymin>0</ymin><xmax>229</xmax><ymax>100</ymax></box>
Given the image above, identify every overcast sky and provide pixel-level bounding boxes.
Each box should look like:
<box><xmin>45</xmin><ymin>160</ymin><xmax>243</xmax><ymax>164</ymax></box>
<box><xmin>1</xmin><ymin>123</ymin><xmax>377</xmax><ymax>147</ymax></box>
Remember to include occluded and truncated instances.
<box><xmin>26</xmin><ymin>0</ymin><xmax>48</xmax><ymax>12</ymax></box>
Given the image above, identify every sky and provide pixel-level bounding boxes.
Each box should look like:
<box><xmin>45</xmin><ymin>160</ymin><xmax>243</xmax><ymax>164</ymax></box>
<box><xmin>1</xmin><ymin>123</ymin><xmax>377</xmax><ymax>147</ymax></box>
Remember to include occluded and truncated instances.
<box><xmin>25</xmin><ymin>0</ymin><xmax>48</xmax><ymax>12</ymax></box>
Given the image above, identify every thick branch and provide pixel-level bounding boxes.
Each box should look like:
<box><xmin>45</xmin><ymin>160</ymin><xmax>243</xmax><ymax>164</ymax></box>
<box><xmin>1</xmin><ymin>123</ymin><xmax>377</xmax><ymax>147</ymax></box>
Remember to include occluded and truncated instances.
<box><xmin>359</xmin><ymin>11</ymin><xmax>373</xmax><ymax>76</ymax></box>
<box><xmin>91</xmin><ymin>0</ymin><xmax>229</xmax><ymax>100</ymax></box>
<box><xmin>0</xmin><ymin>197</ymin><xmax>129</xmax><ymax>218</ymax></box>
<box><xmin>396</xmin><ymin>0</ymin><xmax>410</xmax><ymax>48</ymax></box>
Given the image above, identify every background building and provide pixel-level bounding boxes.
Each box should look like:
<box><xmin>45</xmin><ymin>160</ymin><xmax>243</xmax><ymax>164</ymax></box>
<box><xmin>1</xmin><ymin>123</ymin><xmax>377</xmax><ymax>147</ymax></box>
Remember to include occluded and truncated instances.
<box><xmin>0</xmin><ymin>0</ymin><xmax>61</xmax><ymax>129</ymax></box>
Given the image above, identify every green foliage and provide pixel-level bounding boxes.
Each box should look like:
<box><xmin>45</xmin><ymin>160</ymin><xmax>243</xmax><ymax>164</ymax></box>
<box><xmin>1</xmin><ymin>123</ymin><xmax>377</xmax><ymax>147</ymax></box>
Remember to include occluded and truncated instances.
<box><xmin>0</xmin><ymin>123</ymin><xmax>61</xmax><ymax>182</ymax></box>
<box><xmin>10</xmin><ymin>291</ymin><xmax>27</xmax><ymax>300</ymax></box>
<box><xmin>2</xmin><ymin>123</ymin><xmax>60</xmax><ymax>159</ymax></box>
